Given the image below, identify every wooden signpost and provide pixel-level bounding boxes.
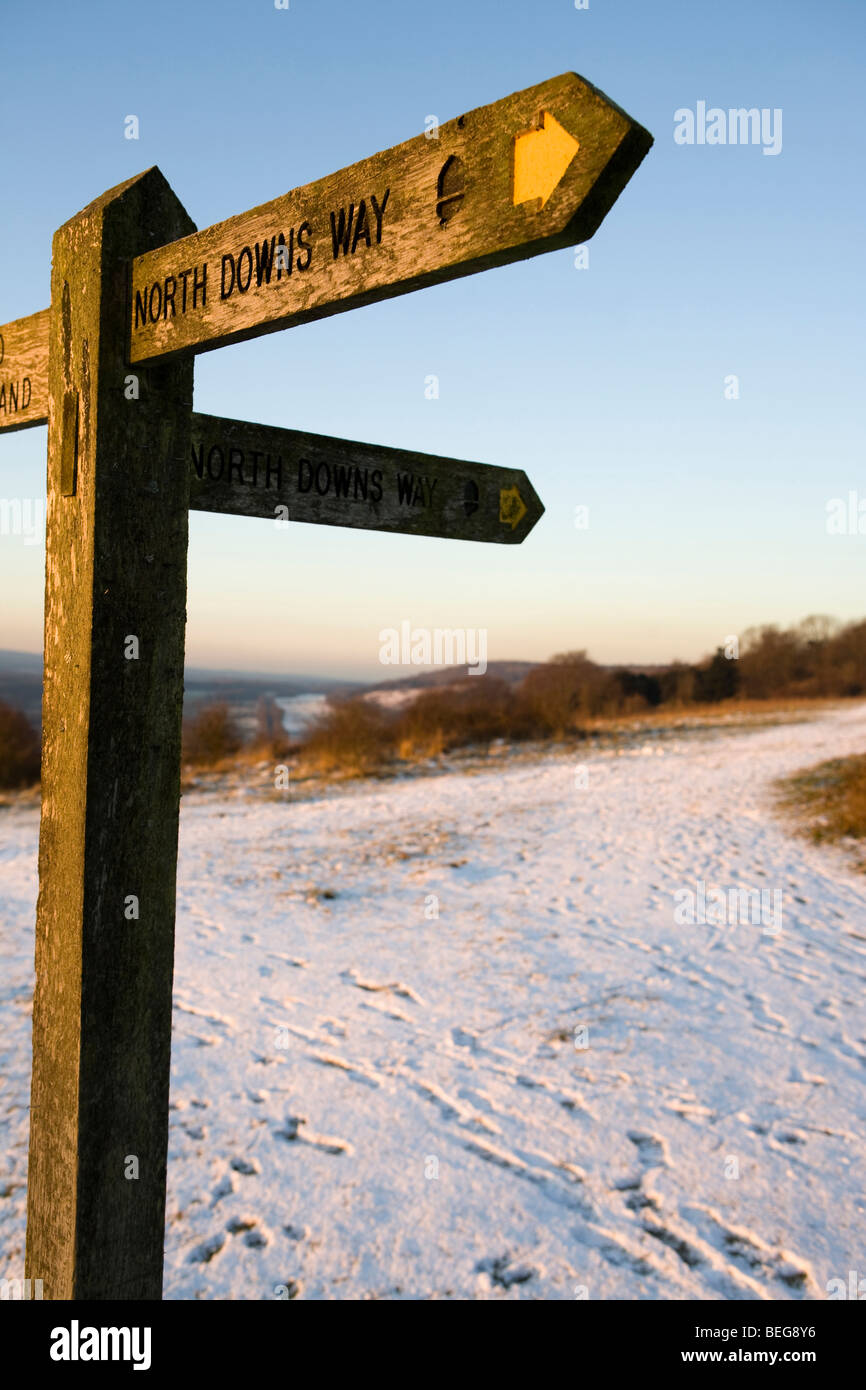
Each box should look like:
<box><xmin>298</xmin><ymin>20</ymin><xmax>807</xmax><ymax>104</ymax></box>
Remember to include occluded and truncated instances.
<box><xmin>129</xmin><ymin>72</ymin><xmax>651</xmax><ymax>364</ymax></box>
<box><xmin>189</xmin><ymin>413</ymin><xmax>544</xmax><ymax>542</ymax></box>
<box><xmin>26</xmin><ymin>169</ymin><xmax>196</xmax><ymax>1303</ymax></box>
<box><xmin>0</xmin><ymin>73</ymin><xmax>651</xmax><ymax>1299</ymax></box>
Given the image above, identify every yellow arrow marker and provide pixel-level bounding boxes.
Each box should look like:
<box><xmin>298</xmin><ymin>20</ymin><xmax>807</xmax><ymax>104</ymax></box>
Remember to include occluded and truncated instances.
<box><xmin>513</xmin><ymin>111</ymin><xmax>580</xmax><ymax>208</ymax></box>
<box><xmin>500</xmin><ymin>485</ymin><xmax>528</xmax><ymax>530</ymax></box>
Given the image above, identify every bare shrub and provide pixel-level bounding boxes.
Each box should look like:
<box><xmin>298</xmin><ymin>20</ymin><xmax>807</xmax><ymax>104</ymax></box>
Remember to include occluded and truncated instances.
<box><xmin>253</xmin><ymin>695</ymin><xmax>292</xmax><ymax>758</ymax></box>
<box><xmin>182</xmin><ymin>701</ymin><xmax>244</xmax><ymax>766</ymax></box>
<box><xmin>0</xmin><ymin>702</ymin><xmax>40</xmax><ymax>788</ymax></box>
<box><xmin>395</xmin><ymin>678</ymin><xmax>528</xmax><ymax>754</ymax></box>
<box><xmin>301</xmin><ymin>697</ymin><xmax>395</xmax><ymax>773</ymax></box>
<box><xmin>517</xmin><ymin>651</ymin><xmax>619</xmax><ymax>731</ymax></box>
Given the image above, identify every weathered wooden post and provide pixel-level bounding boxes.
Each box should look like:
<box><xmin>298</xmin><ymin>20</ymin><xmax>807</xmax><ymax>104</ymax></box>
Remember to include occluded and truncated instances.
<box><xmin>2</xmin><ymin>73</ymin><xmax>651</xmax><ymax>1300</ymax></box>
<box><xmin>25</xmin><ymin>169</ymin><xmax>195</xmax><ymax>1299</ymax></box>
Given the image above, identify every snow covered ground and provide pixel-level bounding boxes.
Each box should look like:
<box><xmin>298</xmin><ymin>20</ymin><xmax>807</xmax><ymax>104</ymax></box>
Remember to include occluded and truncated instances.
<box><xmin>2</xmin><ymin>704</ymin><xmax>865</xmax><ymax>1300</ymax></box>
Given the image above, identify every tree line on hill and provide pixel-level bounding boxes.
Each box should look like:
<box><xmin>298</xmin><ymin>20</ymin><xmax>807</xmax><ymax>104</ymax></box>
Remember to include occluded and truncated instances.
<box><xmin>2</xmin><ymin>615</ymin><xmax>865</xmax><ymax>785</ymax></box>
<box><xmin>185</xmin><ymin>615</ymin><xmax>866</xmax><ymax>773</ymax></box>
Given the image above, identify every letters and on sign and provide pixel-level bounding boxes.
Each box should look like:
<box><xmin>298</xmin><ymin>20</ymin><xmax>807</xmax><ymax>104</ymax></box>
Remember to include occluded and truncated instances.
<box><xmin>0</xmin><ymin>309</ymin><xmax>49</xmax><ymax>433</ymax></box>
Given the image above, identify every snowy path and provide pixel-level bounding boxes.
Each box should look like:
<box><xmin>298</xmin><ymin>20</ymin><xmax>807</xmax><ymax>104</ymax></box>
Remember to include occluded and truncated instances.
<box><xmin>2</xmin><ymin>705</ymin><xmax>865</xmax><ymax>1299</ymax></box>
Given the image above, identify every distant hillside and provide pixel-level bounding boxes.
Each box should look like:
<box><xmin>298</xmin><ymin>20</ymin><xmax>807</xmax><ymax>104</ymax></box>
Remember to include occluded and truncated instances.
<box><xmin>0</xmin><ymin>651</ymin><xmax>347</xmax><ymax>730</ymax></box>
<box><xmin>183</xmin><ymin>667</ymin><xmax>345</xmax><ymax>708</ymax></box>
<box><xmin>350</xmin><ymin>662</ymin><xmax>684</xmax><ymax>702</ymax></box>
<box><xmin>0</xmin><ymin>648</ymin><xmax>678</xmax><ymax>729</ymax></box>
<box><xmin>357</xmin><ymin>661</ymin><xmax>539</xmax><ymax>697</ymax></box>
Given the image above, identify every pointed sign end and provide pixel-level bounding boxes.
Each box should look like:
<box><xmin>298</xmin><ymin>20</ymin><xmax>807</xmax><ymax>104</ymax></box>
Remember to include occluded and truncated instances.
<box><xmin>500</xmin><ymin>475</ymin><xmax>544</xmax><ymax>541</ymax></box>
<box><xmin>513</xmin><ymin>110</ymin><xmax>581</xmax><ymax>209</ymax></box>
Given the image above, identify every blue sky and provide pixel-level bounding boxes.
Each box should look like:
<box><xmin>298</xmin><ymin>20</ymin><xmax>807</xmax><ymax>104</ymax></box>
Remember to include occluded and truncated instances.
<box><xmin>1</xmin><ymin>0</ymin><xmax>864</xmax><ymax>680</ymax></box>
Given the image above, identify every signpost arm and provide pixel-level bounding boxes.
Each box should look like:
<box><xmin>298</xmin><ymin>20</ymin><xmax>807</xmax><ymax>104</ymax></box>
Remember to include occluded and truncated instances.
<box><xmin>25</xmin><ymin>167</ymin><xmax>195</xmax><ymax>1300</ymax></box>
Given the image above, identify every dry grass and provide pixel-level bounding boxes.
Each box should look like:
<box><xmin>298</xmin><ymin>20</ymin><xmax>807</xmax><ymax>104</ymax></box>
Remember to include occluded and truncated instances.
<box><xmin>167</xmin><ymin>692</ymin><xmax>862</xmax><ymax>804</ymax></box>
<box><xmin>299</xmin><ymin>699</ymin><xmax>394</xmax><ymax>776</ymax></box>
<box><xmin>582</xmin><ymin>696</ymin><xmax>842</xmax><ymax>732</ymax></box>
<box><xmin>292</xmin><ymin>691</ymin><xmax>841</xmax><ymax>781</ymax></box>
<box><xmin>182</xmin><ymin>701</ymin><xmax>243</xmax><ymax>766</ymax></box>
<box><xmin>777</xmin><ymin>752</ymin><xmax>866</xmax><ymax>869</ymax></box>
<box><xmin>173</xmin><ymin>690</ymin><xmax>855</xmax><ymax>796</ymax></box>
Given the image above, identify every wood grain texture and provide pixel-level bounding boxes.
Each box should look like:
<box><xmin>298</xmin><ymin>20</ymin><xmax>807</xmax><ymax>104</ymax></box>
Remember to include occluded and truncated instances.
<box><xmin>0</xmin><ymin>308</ymin><xmax>49</xmax><ymax>432</ymax></box>
<box><xmin>25</xmin><ymin>169</ymin><xmax>195</xmax><ymax>1300</ymax></box>
<box><xmin>130</xmin><ymin>71</ymin><xmax>652</xmax><ymax>364</ymax></box>
<box><xmin>189</xmin><ymin>413</ymin><xmax>544</xmax><ymax>543</ymax></box>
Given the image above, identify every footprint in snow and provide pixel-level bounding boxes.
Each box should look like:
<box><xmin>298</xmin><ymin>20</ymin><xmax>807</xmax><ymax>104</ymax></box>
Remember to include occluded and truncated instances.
<box><xmin>226</xmin><ymin>1216</ymin><xmax>257</xmax><ymax>1235</ymax></box>
<box><xmin>476</xmin><ymin>1254</ymin><xmax>537</xmax><ymax>1290</ymax></box>
<box><xmin>210</xmin><ymin>1175</ymin><xmax>235</xmax><ymax>1206</ymax></box>
<box><xmin>226</xmin><ymin>1216</ymin><xmax>270</xmax><ymax>1248</ymax></box>
<box><xmin>274</xmin><ymin>1279</ymin><xmax>302</xmax><ymax>1299</ymax></box>
<box><xmin>642</xmin><ymin>1220</ymin><xmax>703</xmax><ymax>1269</ymax></box>
<box><xmin>341</xmin><ymin>968</ymin><xmax>423</xmax><ymax>1004</ymax></box>
<box><xmin>771</xmin><ymin>1128</ymin><xmax>808</xmax><ymax>1147</ymax></box>
<box><xmin>789</xmin><ymin>1065</ymin><xmax>827</xmax><ymax>1085</ymax></box>
<box><xmin>311</xmin><ymin>1053</ymin><xmax>380</xmax><ymax>1088</ymax></box>
<box><xmin>320</xmin><ymin>1019</ymin><xmax>347</xmax><ymax>1038</ymax></box>
<box><xmin>628</xmin><ymin>1131</ymin><xmax>670</xmax><ymax>1168</ymax></box>
<box><xmin>275</xmin><ymin>1115</ymin><xmax>353</xmax><ymax>1155</ymax></box>
<box><xmin>189</xmin><ymin>1233</ymin><xmax>225</xmax><ymax>1264</ymax></box>
<box><xmin>814</xmin><ymin>998</ymin><xmax>840</xmax><ymax>1019</ymax></box>
<box><xmin>230</xmin><ymin>1157</ymin><xmax>261</xmax><ymax>1176</ymax></box>
<box><xmin>684</xmin><ymin>1205</ymin><xmax>818</xmax><ymax>1295</ymax></box>
<box><xmin>745</xmin><ymin>992</ymin><xmax>790</xmax><ymax>1034</ymax></box>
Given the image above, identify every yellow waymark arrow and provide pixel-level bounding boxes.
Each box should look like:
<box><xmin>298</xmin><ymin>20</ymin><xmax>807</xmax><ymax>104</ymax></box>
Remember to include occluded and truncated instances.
<box><xmin>500</xmin><ymin>485</ymin><xmax>528</xmax><ymax>530</ymax></box>
<box><xmin>513</xmin><ymin>111</ymin><xmax>580</xmax><ymax>208</ymax></box>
